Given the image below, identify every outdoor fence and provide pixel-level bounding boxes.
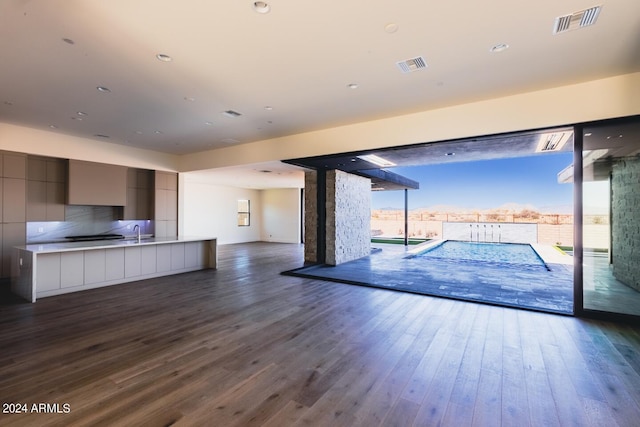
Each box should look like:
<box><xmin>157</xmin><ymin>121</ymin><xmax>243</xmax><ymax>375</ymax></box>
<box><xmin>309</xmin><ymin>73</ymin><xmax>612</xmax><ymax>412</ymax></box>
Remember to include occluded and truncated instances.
<box><xmin>371</xmin><ymin>210</ymin><xmax>609</xmax><ymax>248</ymax></box>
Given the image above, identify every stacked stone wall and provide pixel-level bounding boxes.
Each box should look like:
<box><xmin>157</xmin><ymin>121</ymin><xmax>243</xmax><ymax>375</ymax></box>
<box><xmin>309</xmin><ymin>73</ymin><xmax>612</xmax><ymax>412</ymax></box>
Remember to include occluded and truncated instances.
<box><xmin>612</xmin><ymin>157</ymin><xmax>640</xmax><ymax>291</ymax></box>
<box><xmin>303</xmin><ymin>171</ymin><xmax>317</xmax><ymax>263</ymax></box>
<box><xmin>325</xmin><ymin>170</ymin><xmax>371</xmax><ymax>265</ymax></box>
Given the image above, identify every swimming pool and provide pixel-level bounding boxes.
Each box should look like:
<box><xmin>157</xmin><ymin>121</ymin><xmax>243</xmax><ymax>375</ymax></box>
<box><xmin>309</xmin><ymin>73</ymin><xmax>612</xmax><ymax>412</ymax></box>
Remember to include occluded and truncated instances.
<box><xmin>413</xmin><ymin>240</ymin><xmax>548</xmax><ymax>269</ymax></box>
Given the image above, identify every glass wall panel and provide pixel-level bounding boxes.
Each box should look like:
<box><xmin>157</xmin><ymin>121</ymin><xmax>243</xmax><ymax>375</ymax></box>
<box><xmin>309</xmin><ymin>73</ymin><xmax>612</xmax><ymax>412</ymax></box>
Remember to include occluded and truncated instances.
<box><xmin>582</xmin><ymin>119</ymin><xmax>640</xmax><ymax>316</ymax></box>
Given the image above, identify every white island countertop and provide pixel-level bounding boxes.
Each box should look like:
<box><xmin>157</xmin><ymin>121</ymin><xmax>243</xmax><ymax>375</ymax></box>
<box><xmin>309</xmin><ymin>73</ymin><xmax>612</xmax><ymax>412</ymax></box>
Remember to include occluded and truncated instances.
<box><xmin>17</xmin><ymin>236</ymin><xmax>216</xmax><ymax>254</ymax></box>
<box><xmin>12</xmin><ymin>236</ymin><xmax>218</xmax><ymax>302</ymax></box>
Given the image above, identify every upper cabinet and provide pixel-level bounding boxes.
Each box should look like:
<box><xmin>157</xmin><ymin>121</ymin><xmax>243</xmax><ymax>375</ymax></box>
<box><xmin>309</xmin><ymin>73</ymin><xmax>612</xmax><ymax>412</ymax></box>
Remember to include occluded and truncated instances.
<box><xmin>67</xmin><ymin>160</ymin><xmax>127</xmax><ymax>206</ymax></box>
<box><xmin>120</xmin><ymin>168</ymin><xmax>154</xmax><ymax>220</ymax></box>
<box><xmin>26</xmin><ymin>156</ymin><xmax>66</xmax><ymax>221</ymax></box>
<box><xmin>2</xmin><ymin>152</ymin><xmax>27</xmax><ymax>223</ymax></box>
<box><xmin>155</xmin><ymin>171</ymin><xmax>178</xmax><ymax>237</ymax></box>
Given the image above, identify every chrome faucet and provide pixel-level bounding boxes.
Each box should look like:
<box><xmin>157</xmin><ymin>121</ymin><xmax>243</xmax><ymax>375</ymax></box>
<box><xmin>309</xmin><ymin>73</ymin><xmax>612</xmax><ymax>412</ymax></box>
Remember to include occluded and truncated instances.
<box><xmin>133</xmin><ymin>224</ymin><xmax>141</xmax><ymax>242</ymax></box>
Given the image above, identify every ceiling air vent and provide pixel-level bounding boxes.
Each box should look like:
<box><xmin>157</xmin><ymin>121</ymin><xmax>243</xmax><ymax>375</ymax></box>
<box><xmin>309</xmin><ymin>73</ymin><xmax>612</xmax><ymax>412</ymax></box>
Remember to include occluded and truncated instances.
<box><xmin>553</xmin><ymin>6</ymin><xmax>601</xmax><ymax>34</ymax></box>
<box><xmin>222</xmin><ymin>110</ymin><xmax>242</xmax><ymax>118</ymax></box>
<box><xmin>396</xmin><ymin>56</ymin><xmax>428</xmax><ymax>73</ymax></box>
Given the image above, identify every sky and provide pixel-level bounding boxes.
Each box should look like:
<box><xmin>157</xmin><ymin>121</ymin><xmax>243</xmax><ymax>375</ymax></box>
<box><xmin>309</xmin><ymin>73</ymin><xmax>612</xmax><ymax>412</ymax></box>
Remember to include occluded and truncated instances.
<box><xmin>371</xmin><ymin>152</ymin><xmax>576</xmax><ymax>212</ymax></box>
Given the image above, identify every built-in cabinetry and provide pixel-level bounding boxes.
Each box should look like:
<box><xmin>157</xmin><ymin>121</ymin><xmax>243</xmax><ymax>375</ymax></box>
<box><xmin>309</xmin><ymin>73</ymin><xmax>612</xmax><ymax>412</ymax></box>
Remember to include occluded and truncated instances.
<box><xmin>67</xmin><ymin>159</ymin><xmax>127</xmax><ymax>206</ymax></box>
<box><xmin>1</xmin><ymin>151</ymin><xmax>26</xmax><ymax>279</ymax></box>
<box><xmin>121</xmin><ymin>168</ymin><xmax>154</xmax><ymax>220</ymax></box>
<box><xmin>155</xmin><ymin>171</ymin><xmax>178</xmax><ymax>237</ymax></box>
<box><xmin>1</xmin><ymin>153</ymin><xmax>180</xmax><ymax>283</ymax></box>
<box><xmin>11</xmin><ymin>237</ymin><xmax>217</xmax><ymax>302</ymax></box>
<box><xmin>26</xmin><ymin>156</ymin><xmax>66</xmax><ymax>221</ymax></box>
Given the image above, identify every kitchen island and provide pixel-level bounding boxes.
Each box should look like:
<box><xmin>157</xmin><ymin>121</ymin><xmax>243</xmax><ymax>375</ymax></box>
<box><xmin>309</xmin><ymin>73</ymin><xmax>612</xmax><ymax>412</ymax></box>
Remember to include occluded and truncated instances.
<box><xmin>11</xmin><ymin>236</ymin><xmax>217</xmax><ymax>302</ymax></box>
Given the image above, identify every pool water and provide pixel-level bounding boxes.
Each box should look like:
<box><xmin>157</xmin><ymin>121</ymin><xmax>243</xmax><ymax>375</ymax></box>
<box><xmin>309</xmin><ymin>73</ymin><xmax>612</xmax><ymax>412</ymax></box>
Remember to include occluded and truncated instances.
<box><xmin>416</xmin><ymin>241</ymin><xmax>546</xmax><ymax>267</ymax></box>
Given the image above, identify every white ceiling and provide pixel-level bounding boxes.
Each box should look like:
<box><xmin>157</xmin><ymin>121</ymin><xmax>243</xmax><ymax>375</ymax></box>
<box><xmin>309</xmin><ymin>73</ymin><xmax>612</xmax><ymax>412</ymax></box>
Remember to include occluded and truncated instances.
<box><xmin>185</xmin><ymin>161</ymin><xmax>306</xmax><ymax>189</ymax></box>
<box><xmin>1</xmin><ymin>1</ymin><xmax>639</xmax><ymax>187</ymax></box>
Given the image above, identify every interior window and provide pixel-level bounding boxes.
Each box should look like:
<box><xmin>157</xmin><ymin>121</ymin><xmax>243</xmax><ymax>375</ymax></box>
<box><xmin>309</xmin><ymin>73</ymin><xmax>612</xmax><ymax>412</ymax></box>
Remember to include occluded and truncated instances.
<box><xmin>237</xmin><ymin>199</ymin><xmax>250</xmax><ymax>226</ymax></box>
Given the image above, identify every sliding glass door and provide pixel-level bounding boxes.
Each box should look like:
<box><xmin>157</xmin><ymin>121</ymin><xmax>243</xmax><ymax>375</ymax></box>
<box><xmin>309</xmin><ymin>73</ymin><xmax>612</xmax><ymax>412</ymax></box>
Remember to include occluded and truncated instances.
<box><xmin>580</xmin><ymin>118</ymin><xmax>640</xmax><ymax>317</ymax></box>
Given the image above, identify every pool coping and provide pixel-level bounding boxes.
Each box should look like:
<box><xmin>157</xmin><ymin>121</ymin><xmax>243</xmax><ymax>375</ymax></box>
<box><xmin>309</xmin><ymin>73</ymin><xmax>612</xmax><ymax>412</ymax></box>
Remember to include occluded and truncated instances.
<box><xmin>406</xmin><ymin>239</ymin><xmax>573</xmax><ymax>267</ymax></box>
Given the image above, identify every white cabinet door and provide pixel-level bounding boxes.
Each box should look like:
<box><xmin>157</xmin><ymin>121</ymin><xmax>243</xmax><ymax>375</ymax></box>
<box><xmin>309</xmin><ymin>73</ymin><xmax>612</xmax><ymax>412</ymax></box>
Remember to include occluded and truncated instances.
<box><xmin>105</xmin><ymin>248</ymin><xmax>125</xmax><ymax>281</ymax></box>
<box><xmin>157</xmin><ymin>245</ymin><xmax>171</xmax><ymax>272</ymax></box>
<box><xmin>84</xmin><ymin>250</ymin><xmax>106</xmax><ymax>284</ymax></box>
<box><xmin>141</xmin><ymin>245</ymin><xmax>157</xmax><ymax>275</ymax></box>
<box><xmin>185</xmin><ymin>242</ymin><xmax>202</xmax><ymax>268</ymax></box>
<box><xmin>37</xmin><ymin>253</ymin><xmax>61</xmax><ymax>291</ymax></box>
<box><xmin>124</xmin><ymin>247</ymin><xmax>141</xmax><ymax>278</ymax></box>
<box><xmin>61</xmin><ymin>252</ymin><xmax>84</xmax><ymax>288</ymax></box>
<box><xmin>170</xmin><ymin>243</ymin><xmax>185</xmax><ymax>270</ymax></box>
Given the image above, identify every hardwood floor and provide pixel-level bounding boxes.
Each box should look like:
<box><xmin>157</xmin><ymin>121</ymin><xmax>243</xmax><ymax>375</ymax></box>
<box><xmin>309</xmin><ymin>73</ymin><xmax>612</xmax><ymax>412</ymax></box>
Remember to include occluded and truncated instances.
<box><xmin>1</xmin><ymin>242</ymin><xmax>640</xmax><ymax>426</ymax></box>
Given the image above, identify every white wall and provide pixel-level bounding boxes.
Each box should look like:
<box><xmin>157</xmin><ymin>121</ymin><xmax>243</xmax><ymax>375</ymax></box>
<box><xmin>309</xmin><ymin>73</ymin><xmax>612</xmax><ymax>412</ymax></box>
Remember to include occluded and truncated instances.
<box><xmin>182</xmin><ymin>179</ymin><xmax>262</xmax><ymax>245</ymax></box>
<box><xmin>182</xmin><ymin>180</ymin><xmax>301</xmax><ymax>245</ymax></box>
<box><xmin>260</xmin><ymin>188</ymin><xmax>301</xmax><ymax>244</ymax></box>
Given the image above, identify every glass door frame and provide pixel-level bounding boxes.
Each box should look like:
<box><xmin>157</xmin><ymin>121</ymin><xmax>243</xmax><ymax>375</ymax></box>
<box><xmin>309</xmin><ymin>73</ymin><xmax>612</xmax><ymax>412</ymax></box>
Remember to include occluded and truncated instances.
<box><xmin>574</xmin><ymin>116</ymin><xmax>640</xmax><ymax>323</ymax></box>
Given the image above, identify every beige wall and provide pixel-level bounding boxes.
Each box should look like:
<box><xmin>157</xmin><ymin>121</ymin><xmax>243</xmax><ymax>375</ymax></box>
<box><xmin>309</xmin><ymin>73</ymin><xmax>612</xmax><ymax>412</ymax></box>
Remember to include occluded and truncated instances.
<box><xmin>0</xmin><ymin>123</ymin><xmax>177</xmax><ymax>171</ymax></box>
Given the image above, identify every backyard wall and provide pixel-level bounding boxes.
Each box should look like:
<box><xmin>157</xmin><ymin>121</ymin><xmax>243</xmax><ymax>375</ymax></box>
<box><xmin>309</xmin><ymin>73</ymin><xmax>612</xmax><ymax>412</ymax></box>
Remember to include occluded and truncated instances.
<box><xmin>325</xmin><ymin>170</ymin><xmax>371</xmax><ymax>265</ymax></box>
<box><xmin>443</xmin><ymin>222</ymin><xmax>537</xmax><ymax>244</ymax></box>
<box><xmin>612</xmin><ymin>157</ymin><xmax>640</xmax><ymax>291</ymax></box>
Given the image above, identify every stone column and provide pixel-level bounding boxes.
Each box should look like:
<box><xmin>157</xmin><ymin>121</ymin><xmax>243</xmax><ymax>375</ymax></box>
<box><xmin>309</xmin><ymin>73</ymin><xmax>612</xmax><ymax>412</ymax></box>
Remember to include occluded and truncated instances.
<box><xmin>325</xmin><ymin>170</ymin><xmax>371</xmax><ymax>265</ymax></box>
<box><xmin>304</xmin><ymin>171</ymin><xmax>318</xmax><ymax>263</ymax></box>
<box><xmin>303</xmin><ymin>169</ymin><xmax>372</xmax><ymax>265</ymax></box>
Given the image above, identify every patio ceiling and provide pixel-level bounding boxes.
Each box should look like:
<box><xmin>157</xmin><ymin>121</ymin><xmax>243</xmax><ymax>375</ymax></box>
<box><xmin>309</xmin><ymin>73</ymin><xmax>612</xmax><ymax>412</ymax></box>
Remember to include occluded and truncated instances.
<box><xmin>284</xmin><ymin>116</ymin><xmax>640</xmax><ymax>189</ymax></box>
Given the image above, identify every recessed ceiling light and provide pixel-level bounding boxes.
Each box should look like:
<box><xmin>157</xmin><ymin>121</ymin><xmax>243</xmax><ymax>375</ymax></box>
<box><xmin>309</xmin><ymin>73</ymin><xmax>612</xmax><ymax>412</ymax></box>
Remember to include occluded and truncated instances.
<box><xmin>384</xmin><ymin>23</ymin><xmax>399</xmax><ymax>33</ymax></box>
<box><xmin>205</xmin><ymin>121</ymin><xmax>214</xmax><ymax>126</ymax></box>
<box><xmin>347</xmin><ymin>83</ymin><xmax>359</xmax><ymax>89</ymax></box>
<box><xmin>156</xmin><ymin>53</ymin><xmax>172</xmax><ymax>62</ymax></box>
<box><xmin>71</xmin><ymin>117</ymin><xmax>83</xmax><ymax>121</ymax></box>
<box><xmin>490</xmin><ymin>43</ymin><xmax>509</xmax><ymax>53</ymax></box>
<box><xmin>96</xmin><ymin>86</ymin><xmax>111</xmax><ymax>93</ymax></box>
<box><xmin>358</xmin><ymin>154</ymin><xmax>396</xmax><ymax>167</ymax></box>
<box><xmin>49</xmin><ymin>125</ymin><xmax>58</xmax><ymax>129</ymax></box>
<box><xmin>77</xmin><ymin>111</ymin><xmax>87</xmax><ymax>116</ymax></box>
<box><xmin>264</xmin><ymin>106</ymin><xmax>273</xmax><ymax>110</ymax></box>
<box><xmin>154</xmin><ymin>130</ymin><xmax>163</xmax><ymax>134</ymax></box>
<box><xmin>253</xmin><ymin>1</ymin><xmax>270</xmax><ymax>13</ymax></box>
<box><xmin>584</xmin><ymin>132</ymin><xmax>593</xmax><ymax>137</ymax></box>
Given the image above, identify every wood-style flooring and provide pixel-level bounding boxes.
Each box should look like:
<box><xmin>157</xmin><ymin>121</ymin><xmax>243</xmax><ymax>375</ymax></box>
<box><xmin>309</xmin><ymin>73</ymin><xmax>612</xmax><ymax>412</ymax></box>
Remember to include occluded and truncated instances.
<box><xmin>1</xmin><ymin>242</ymin><xmax>640</xmax><ymax>426</ymax></box>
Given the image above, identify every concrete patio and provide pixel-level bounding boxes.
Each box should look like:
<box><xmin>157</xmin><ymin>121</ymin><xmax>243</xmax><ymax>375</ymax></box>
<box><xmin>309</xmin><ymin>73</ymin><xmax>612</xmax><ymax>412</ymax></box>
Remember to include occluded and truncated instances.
<box><xmin>286</xmin><ymin>242</ymin><xmax>574</xmax><ymax>314</ymax></box>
